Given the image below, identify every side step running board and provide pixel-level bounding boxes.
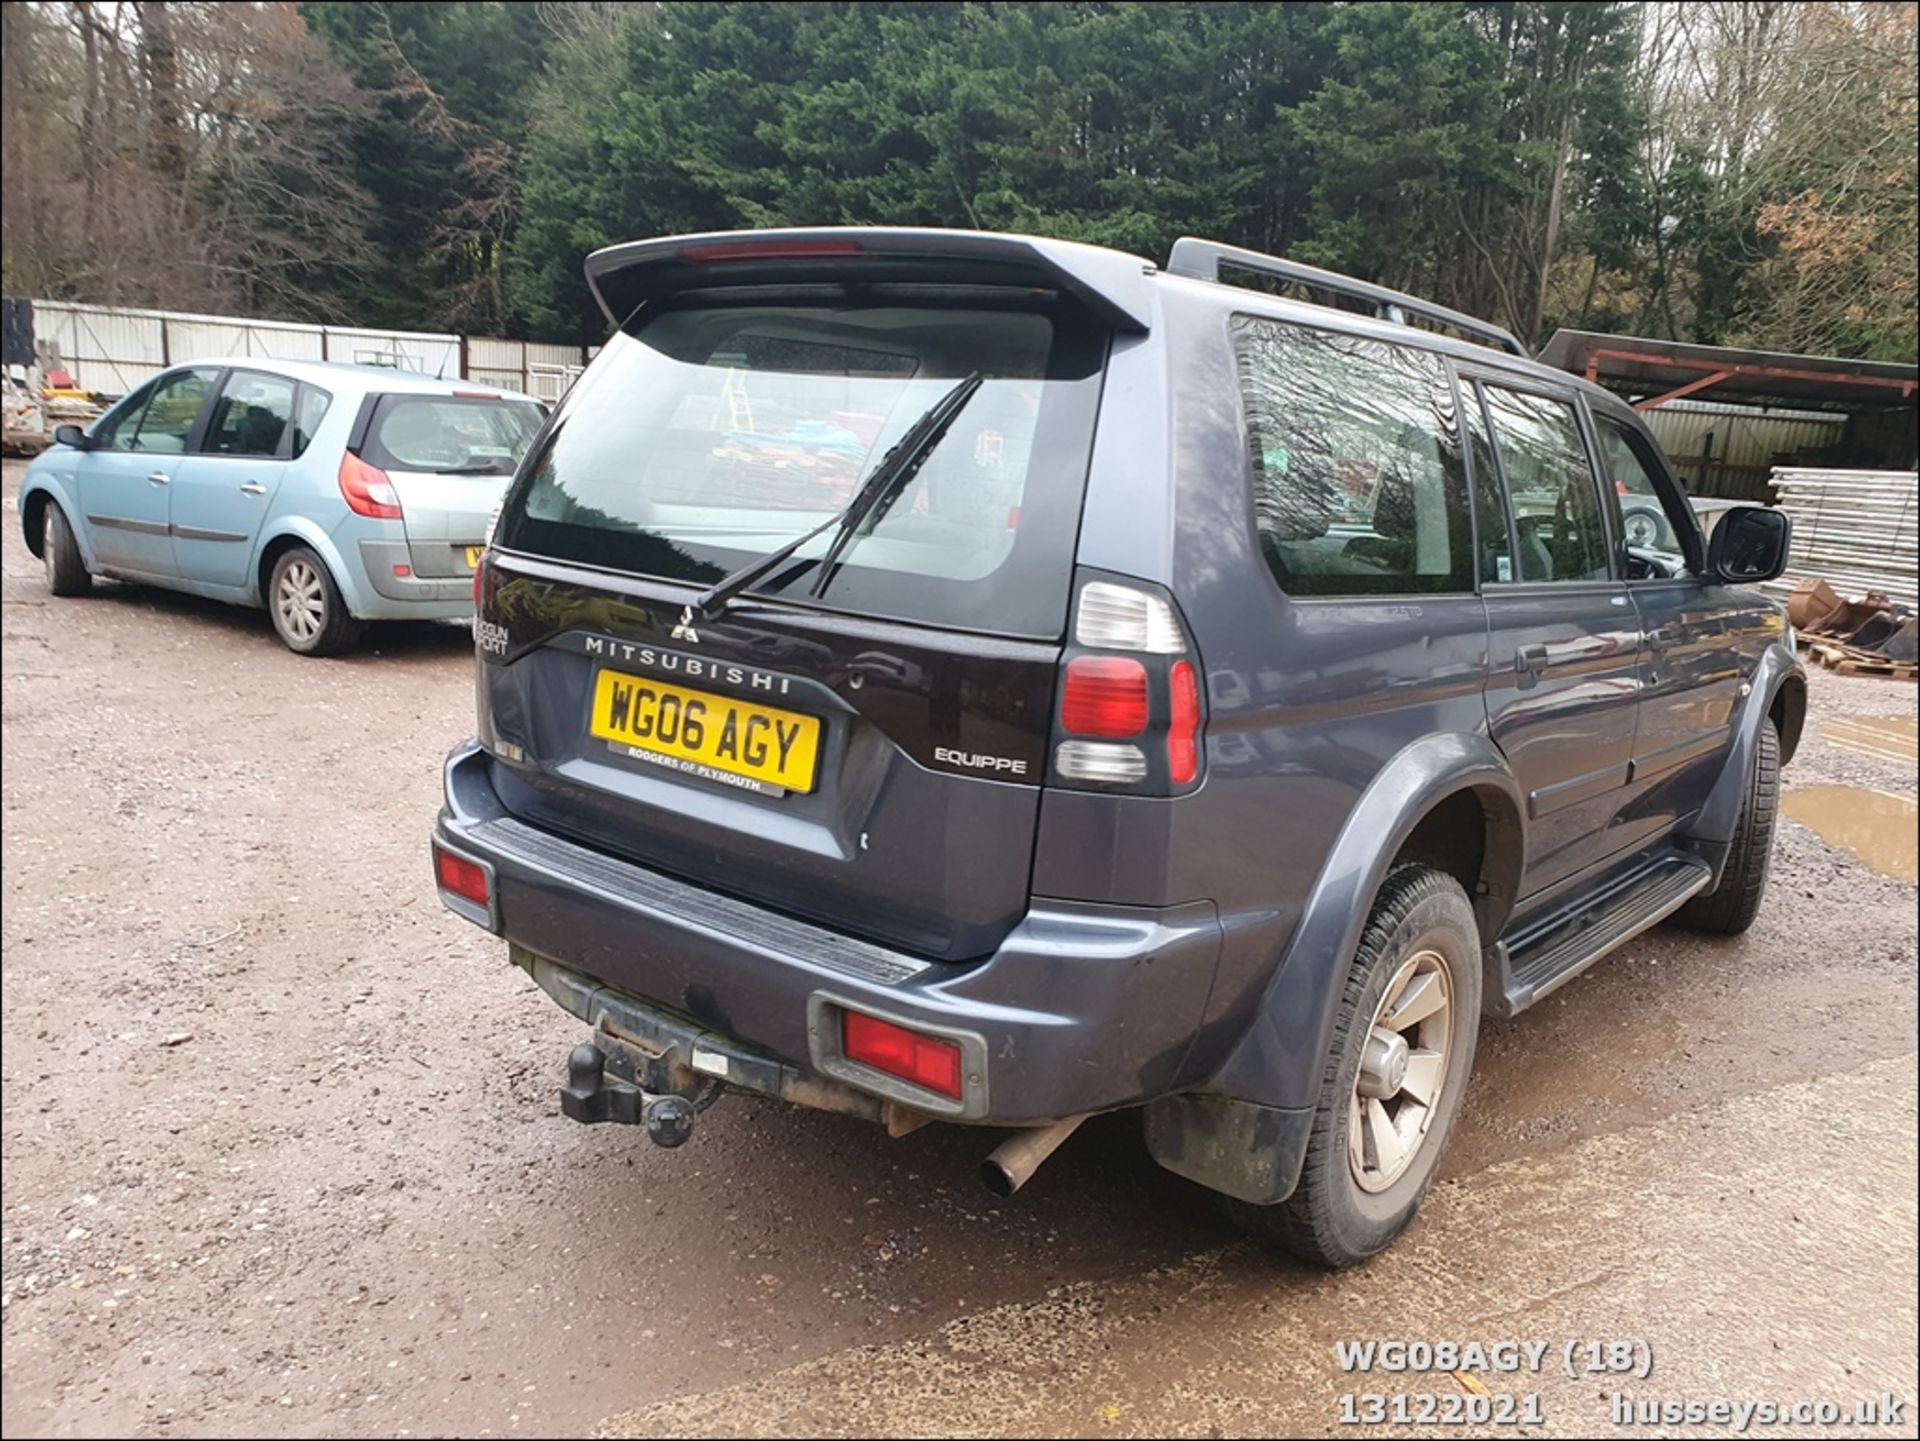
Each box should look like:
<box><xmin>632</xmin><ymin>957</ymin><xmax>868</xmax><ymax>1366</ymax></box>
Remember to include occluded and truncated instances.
<box><xmin>1488</xmin><ymin>851</ymin><xmax>1713</xmax><ymax>1018</ymax></box>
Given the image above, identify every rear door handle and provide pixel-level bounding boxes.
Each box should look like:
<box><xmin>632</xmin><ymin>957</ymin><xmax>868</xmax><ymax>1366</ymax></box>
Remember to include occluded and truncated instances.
<box><xmin>147</xmin><ymin>471</ymin><xmax>170</xmax><ymax>486</ymax></box>
<box><xmin>1517</xmin><ymin>643</ymin><xmax>1551</xmax><ymax>673</ymax></box>
<box><xmin>239</xmin><ymin>482</ymin><xmax>266</xmax><ymax>496</ymax></box>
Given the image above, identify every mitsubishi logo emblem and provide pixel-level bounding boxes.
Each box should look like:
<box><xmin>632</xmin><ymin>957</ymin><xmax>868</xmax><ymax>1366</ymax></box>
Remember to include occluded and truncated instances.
<box><xmin>669</xmin><ymin>606</ymin><xmax>701</xmax><ymax>644</ymax></box>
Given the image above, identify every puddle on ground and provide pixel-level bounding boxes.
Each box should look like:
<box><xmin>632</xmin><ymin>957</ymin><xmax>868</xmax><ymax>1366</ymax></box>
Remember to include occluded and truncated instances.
<box><xmin>1783</xmin><ymin>784</ymin><xmax>1918</xmax><ymax>883</ymax></box>
<box><xmin>1823</xmin><ymin>715</ymin><xmax>1920</xmax><ymax>766</ymax></box>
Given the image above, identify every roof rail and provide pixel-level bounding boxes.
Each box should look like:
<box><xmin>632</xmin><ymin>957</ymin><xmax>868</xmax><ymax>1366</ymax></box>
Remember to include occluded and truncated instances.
<box><xmin>1166</xmin><ymin>237</ymin><xmax>1528</xmax><ymax>358</ymax></box>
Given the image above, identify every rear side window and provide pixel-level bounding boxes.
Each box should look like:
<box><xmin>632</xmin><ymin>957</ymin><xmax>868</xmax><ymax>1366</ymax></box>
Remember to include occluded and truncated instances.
<box><xmin>205</xmin><ymin>370</ymin><xmax>295</xmax><ymax>458</ymax></box>
<box><xmin>495</xmin><ymin>299</ymin><xmax>1108</xmax><ymax>638</ymax></box>
<box><xmin>1480</xmin><ymin>385</ymin><xmax>1611</xmax><ymax>582</ymax></box>
<box><xmin>1231</xmin><ymin>316</ymin><xmax>1473</xmax><ymax>597</ymax></box>
<box><xmin>359</xmin><ymin>395</ymin><xmax>544</xmax><ymax>476</ymax></box>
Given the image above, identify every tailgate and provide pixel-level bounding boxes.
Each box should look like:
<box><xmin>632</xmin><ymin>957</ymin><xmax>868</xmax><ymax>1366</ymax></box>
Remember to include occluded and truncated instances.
<box><xmin>353</xmin><ymin>392</ymin><xmax>544</xmax><ymax>577</ymax></box>
<box><xmin>479</xmin><ymin>268</ymin><xmax>1115</xmax><ymax>960</ymax></box>
<box><xmin>477</xmin><ymin>562</ymin><xmax>1059</xmax><ymax>960</ymax></box>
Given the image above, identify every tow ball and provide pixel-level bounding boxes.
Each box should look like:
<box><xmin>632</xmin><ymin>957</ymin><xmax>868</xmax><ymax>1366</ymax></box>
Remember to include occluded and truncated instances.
<box><xmin>560</xmin><ymin>1041</ymin><xmax>720</xmax><ymax>1148</ymax></box>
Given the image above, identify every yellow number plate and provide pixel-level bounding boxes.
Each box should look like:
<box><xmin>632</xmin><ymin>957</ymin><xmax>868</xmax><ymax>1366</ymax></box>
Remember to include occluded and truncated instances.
<box><xmin>589</xmin><ymin>669</ymin><xmax>820</xmax><ymax>795</ymax></box>
<box><xmin>465</xmin><ymin>546</ymin><xmax>484</xmax><ymax>569</ymax></box>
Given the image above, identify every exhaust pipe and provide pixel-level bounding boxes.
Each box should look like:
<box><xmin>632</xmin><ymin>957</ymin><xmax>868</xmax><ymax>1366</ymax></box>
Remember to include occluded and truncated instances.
<box><xmin>980</xmin><ymin>1116</ymin><xmax>1086</xmax><ymax>1198</ymax></box>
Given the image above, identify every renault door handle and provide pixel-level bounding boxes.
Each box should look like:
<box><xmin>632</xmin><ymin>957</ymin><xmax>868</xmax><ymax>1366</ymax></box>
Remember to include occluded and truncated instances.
<box><xmin>147</xmin><ymin>471</ymin><xmax>170</xmax><ymax>486</ymax></box>
<box><xmin>239</xmin><ymin>481</ymin><xmax>266</xmax><ymax>496</ymax></box>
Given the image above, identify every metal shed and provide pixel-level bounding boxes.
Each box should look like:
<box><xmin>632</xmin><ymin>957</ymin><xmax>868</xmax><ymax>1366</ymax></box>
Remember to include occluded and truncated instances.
<box><xmin>1538</xmin><ymin>329</ymin><xmax>1918</xmax><ymax>500</ymax></box>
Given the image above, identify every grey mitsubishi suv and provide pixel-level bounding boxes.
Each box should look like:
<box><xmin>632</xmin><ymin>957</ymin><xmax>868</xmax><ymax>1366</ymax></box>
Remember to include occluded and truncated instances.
<box><xmin>432</xmin><ymin>228</ymin><xmax>1802</xmax><ymax>1267</ymax></box>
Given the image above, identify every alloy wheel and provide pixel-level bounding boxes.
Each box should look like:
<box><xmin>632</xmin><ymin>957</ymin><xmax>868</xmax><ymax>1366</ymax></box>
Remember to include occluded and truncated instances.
<box><xmin>1348</xmin><ymin>947</ymin><xmax>1453</xmax><ymax>1193</ymax></box>
<box><xmin>275</xmin><ymin>559</ymin><xmax>326</xmax><ymax>644</ymax></box>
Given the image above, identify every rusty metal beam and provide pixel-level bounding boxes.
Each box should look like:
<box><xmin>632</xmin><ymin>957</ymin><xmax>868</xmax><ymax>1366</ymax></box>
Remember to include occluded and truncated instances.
<box><xmin>1588</xmin><ymin>346</ymin><xmax>1917</xmax><ymax>400</ymax></box>
<box><xmin>1633</xmin><ymin>369</ymin><xmax>1735</xmax><ymax>411</ymax></box>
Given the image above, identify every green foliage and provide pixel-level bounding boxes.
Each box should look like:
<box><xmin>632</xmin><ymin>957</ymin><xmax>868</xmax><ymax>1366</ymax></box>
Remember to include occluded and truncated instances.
<box><xmin>302</xmin><ymin>1</ymin><xmax>554</xmax><ymax>331</ymax></box>
<box><xmin>289</xmin><ymin>0</ymin><xmax>1916</xmax><ymax>362</ymax></box>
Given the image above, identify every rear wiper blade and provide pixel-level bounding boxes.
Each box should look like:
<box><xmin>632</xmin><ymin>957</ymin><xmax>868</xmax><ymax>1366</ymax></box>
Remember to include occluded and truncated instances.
<box><xmin>435</xmin><ymin>462</ymin><xmax>512</xmax><ymax>475</ymax></box>
<box><xmin>690</xmin><ymin>371</ymin><xmax>984</xmax><ymax>621</ymax></box>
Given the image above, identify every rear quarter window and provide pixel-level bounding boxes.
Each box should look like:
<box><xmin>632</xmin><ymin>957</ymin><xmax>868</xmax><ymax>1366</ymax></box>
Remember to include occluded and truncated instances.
<box><xmin>1231</xmin><ymin>316</ymin><xmax>1473</xmax><ymax>597</ymax></box>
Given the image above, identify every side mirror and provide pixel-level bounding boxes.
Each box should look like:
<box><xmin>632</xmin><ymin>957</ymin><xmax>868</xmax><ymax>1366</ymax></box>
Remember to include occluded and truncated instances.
<box><xmin>1707</xmin><ymin>504</ymin><xmax>1791</xmax><ymax>584</ymax></box>
<box><xmin>52</xmin><ymin>424</ymin><xmax>91</xmax><ymax>450</ymax></box>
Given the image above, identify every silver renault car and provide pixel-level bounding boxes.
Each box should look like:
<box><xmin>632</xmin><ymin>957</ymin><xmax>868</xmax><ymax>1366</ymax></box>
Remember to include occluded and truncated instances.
<box><xmin>17</xmin><ymin>359</ymin><xmax>546</xmax><ymax>655</ymax></box>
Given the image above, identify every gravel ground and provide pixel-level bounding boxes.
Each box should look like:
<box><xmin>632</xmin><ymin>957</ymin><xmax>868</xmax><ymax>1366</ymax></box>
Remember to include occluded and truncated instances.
<box><xmin>2</xmin><ymin>458</ymin><xmax>1914</xmax><ymax>1438</ymax></box>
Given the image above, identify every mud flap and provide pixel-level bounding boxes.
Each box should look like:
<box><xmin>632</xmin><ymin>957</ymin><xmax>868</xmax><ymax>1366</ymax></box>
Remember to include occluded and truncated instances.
<box><xmin>1142</xmin><ymin>1092</ymin><xmax>1315</xmax><ymax>1205</ymax></box>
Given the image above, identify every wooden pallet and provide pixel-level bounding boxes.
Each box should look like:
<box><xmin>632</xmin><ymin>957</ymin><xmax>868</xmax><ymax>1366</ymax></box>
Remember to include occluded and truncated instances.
<box><xmin>1809</xmin><ymin>641</ymin><xmax>1918</xmax><ymax>681</ymax></box>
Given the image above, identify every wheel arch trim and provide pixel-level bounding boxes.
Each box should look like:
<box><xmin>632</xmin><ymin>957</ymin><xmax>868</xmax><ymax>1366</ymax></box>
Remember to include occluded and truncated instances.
<box><xmin>251</xmin><ymin>520</ymin><xmax>367</xmax><ymax>616</ymax></box>
<box><xmin>1204</xmin><ymin>731</ymin><xmax>1523</xmax><ymax>1112</ymax></box>
<box><xmin>1686</xmin><ymin>641</ymin><xmax>1803</xmax><ymax>882</ymax></box>
<box><xmin>18</xmin><ymin>477</ymin><xmax>101</xmax><ymax>571</ymax></box>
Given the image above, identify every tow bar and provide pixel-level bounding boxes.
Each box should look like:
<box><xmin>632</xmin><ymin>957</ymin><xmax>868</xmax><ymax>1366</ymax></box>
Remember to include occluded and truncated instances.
<box><xmin>520</xmin><ymin>949</ymin><xmax>917</xmax><ymax>1144</ymax></box>
<box><xmin>560</xmin><ymin>1038</ymin><xmax>724</xmax><ymax>1148</ymax></box>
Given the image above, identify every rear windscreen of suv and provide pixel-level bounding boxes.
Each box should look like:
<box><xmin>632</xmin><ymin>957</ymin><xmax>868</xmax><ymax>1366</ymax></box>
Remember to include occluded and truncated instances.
<box><xmin>493</xmin><ymin>296</ymin><xmax>1108</xmax><ymax>638</ymax></box>
<box><xmin>361</xmin><ymin>395</ymin><xmax>546</xmax><ymax>477</ymax></box>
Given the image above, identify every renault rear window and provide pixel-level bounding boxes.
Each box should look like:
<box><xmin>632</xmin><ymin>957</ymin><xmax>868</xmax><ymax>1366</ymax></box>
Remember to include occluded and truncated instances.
<box><xmin>360</xmin><ymin>394</ymin><xmax>546</xmax><ymax>476</ymax></box>
<box><xmin>493</xmin><ymin>296</ymin><xmax>1107</xmax><ymax>638</ymax></box>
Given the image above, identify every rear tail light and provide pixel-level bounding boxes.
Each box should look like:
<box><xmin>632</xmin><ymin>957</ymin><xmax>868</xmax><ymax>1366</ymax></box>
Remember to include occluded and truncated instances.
<box><xmin>432</xmin><ymin>844</ymin><xmax>490</xmax><ymax>909</ymax></box>
<box><xmin>472</xmin><ymin>550</ymin><xmax>486</xmax><ymax>608</ymax></box>
<box><xmin>841</xmin><ymin>1011</ymin><xmax>963</xmax><ymax>1100</ymax></box>
<box><xmin>1053</xmin><ymin>579</ymin><xmax>1205</xmax><ymax>793</ymax></box>
<box><xmin>1168</xmin><ymin>660</ymin><xmax>1201</xmax><ymax>785</ymax></box>
<box><xmin>683</xmin><ymin>237</ymin><xmax>865</xmax><ymax>263</ymax></box>
<box><xmin>1060</xmin><ymin>656</ymin><xmax>1149</xmax><ymax>737</ymax></box>
<box><xmin>1075</xmin><ymin>581</ymin><xmax>1187</xmax><ymax>653</ymax></box>
<box><xmin>1055</xmin><ymin>739</ymin><xmax>1148</xmax><ymax>785</ymax></box>
<box><xmin>339</xmin><ymin>451</ymin><xmax>402</xmax><ymax>519</ymax></box>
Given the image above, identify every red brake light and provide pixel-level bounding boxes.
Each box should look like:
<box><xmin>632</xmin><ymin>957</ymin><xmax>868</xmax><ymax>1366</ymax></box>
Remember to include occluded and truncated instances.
<box><xmin>682</xmin><ymin>237</ymin><xmax>865</xmax><ymax>263</ymax></box>
<box><xmin>1168</xmin><ymin>660</ymin><xmax>1201</xmax><ymax>785</ymax></box>
<box><xmin>433</xmin><ymin>846</ymin><xmax>489</xmax><ymax>907</ymax></box>
<box><xmin>841</xmin><ymin>1011</ymin><xmax>962</xmax><ymax>1100</ymax></box>
<box><xmin>339</xmin><ymin>451</ymin><xmax>402</xmax><ymax>519</ymax></box>
<box><xmin>452</xmin><ymin>390</ymin><xmax>501</xmax><ymax>400</ymax></box>
<box><xmin>1061</xmin><ymin>656</ymin><xmax>1150</xmax><ymax>738</ymax></box>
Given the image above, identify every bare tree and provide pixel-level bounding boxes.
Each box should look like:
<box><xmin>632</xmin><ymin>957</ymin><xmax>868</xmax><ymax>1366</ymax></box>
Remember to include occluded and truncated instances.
<box><xmin>2</xmin><ymin>1</ymin><xmax>375</xmax><ymax>319</ymax></box>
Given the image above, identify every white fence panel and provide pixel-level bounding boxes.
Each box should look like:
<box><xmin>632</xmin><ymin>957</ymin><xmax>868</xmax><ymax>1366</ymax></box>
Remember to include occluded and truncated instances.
<box><xmin>324</xmin><ymin>325</ymin><xmax>461</xmax><ymax>379</ymax></box>
<box><xmin>465</xmin><ymin>367</ymin><xmax>524</xmax><ymax>392</ymax></box>
<box><xmin>169</xmin><ymin>318</ymin><xmax>326</xmax><ymax>364</ymax></box>
<box><xmin>34</xmin><ymin>301</ymin><xmax>166</xmax><ymax>393</ymax></box>
<box><xmin>22</xmin><ymin>300</ymin><xmax>593</xmax><ymax>399</ymax></box>
<box><xmin>526</xmin><ymin>341</ymin><xmax>586</xmax><ymax>369</ymax></box>
<box><xmin>466</xmin><ymin>336</ymin><xmax>524</xmax><ymax>372</ymax></box>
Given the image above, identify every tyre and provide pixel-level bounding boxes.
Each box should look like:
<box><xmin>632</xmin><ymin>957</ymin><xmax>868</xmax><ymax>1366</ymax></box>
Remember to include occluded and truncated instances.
<box><xmin>1230</xmin><ymin>865</ymin><xmax>1482</xmax><ymax>1268</ymax></box>
<box><xmin>1671</xmin><ymin>719</ymin><xmax>1779</xmax><ymax>935</ymax></box>
<box><xmin>1620</xmin><ymin>502</ymin><xmax>1669</xmax><ymax>550</ymax></box>
<box><xmin>268</xmin><ymin>546</ymin><xmax>363</xmax><ymax>656</ymax></box>
<box><xmin>42</xmin><ymin>501</ymin><xmax>93</xmax><ymax>597</ymax></box>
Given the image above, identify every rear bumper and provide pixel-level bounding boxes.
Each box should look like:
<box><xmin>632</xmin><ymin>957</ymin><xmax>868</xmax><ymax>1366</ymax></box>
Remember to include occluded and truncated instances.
<box><xmin>357</xmin><ymin>539</ymin><xmax>474</xmax><ymax>610</ymax></box>
<box><xmin>435</xmin><ymin>741</ymin><xmax>1223</xmax><ymax>1124</ymax></box>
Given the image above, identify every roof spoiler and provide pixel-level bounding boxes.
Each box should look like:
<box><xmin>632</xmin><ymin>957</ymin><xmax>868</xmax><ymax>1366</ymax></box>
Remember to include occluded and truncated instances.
<box><xmin>1167</xmin><ymin>237</ymin><xmax>1528</xmax><ymax>357</ymax></box>
<box><xmin>584</xmin><ymin>227</ymin><xmax>1156</xmax><ymax>333</ymax></box>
